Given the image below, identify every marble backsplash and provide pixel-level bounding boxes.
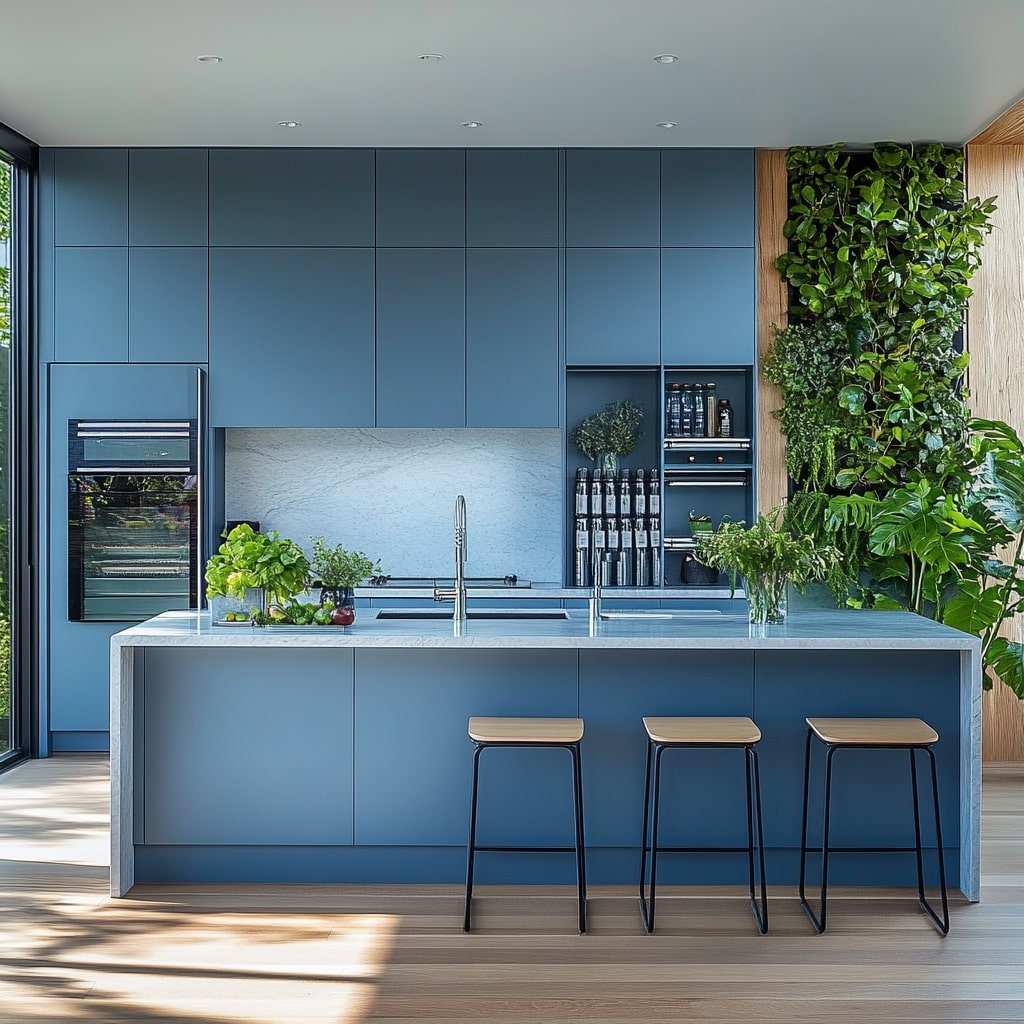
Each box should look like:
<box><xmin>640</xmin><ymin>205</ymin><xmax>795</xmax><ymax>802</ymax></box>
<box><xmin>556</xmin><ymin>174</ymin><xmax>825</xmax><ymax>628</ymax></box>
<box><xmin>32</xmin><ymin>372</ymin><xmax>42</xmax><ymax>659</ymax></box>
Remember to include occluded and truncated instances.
<box><xmin>223</xmin><ymin>428</ymin><xmax>564</xmax><ymax>583</ymax></box>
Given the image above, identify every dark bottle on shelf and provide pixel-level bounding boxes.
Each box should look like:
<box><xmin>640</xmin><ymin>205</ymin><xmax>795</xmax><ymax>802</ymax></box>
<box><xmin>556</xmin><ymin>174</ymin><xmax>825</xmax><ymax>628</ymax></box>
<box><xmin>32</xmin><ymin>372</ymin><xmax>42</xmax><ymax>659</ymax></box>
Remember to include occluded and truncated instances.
<box><xmin>665</xmin><ymin>383</ymin><xmax>683</xmax><ymax>437</ymax></box>
<box><xmin>634</xmin><ymin>468</ymin><xmax>647</xmax><ymax>516</ymax></box>
<box><xmin>648</xmin><ymin>471</ymin><xmax>661</xmax><ymax>516</ymax></box>
<box><xmin>604</xmin><ymin>472</ymin><xmax>617</xmax><ymax>517</ymax></box>
<box><xmin>618</xmin><ymin>516</ymin><xmax>634</xmax><ymax>586</ymax></box>
<box><xmin>718</xmin><ymin>398</ymin><xmax>733</xmax><ymax>438</ymax></box>
<box><xmin>573</xmin><ymin>516</ymin><xmax>590</xmax><ymax>587</ymax></box>
<box><xmin>634</xmin><ymin>514</ymin><xmax>650</xmax><ymax>587</ymax></box>
<box><xmin>590</xmin><ymin>470</ymin><xmax>603</xmax><ymax>517</ymax></box>
<box><xmin>693</xmin><ymin>383</ymin><xmax>705</xmax><ymax>437</ymax></box>
<box><xmin>574</xmin><ymin>468</ymin><xmax>590</xmax><ymax>515</ymax></box>
<box><xmin>649</xmin><ymin>514</ymin><xmax>662</xmax><ymax>587</ymax></box>
<box><xmin>680</xmin><ymin>384</ymin><xmax>695</xmax><ymax>437</ymax></box>
<box><xmin>618</xmin><ymin>470</ymin><xmax>632</xmax><ymax>517</ymax></box>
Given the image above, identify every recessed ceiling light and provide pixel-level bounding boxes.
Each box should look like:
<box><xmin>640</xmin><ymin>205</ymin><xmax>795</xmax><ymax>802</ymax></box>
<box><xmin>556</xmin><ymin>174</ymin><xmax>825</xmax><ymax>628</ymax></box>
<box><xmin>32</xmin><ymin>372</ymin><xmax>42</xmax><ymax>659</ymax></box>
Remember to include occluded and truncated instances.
<box><xmin>656</xmin><ymin>121</ymin><xmax>678</xmax><ymax>129</ymax></box>
<box><xmin>277</xmin><ymin>121</ymin><xmax>302</xmax><ymax>128</ymax></box>
<box><xmin>418</xmin><ymin>53</ymin><xmax>446</xmax><ymax>61</ymax></box>
<box><xmin>653</xmin><ymin>54</ymin><xmax>679</xmax><ymax>64</ymax></box>
<box><xmin>461</xmin><ymin>121</ymin><xmax>483</xmax><ymax>129</ymax></box>
<box><xmin>196</xmin><ymin>55</ymin><xmax>223</xmax><ymax>63</ymax></box>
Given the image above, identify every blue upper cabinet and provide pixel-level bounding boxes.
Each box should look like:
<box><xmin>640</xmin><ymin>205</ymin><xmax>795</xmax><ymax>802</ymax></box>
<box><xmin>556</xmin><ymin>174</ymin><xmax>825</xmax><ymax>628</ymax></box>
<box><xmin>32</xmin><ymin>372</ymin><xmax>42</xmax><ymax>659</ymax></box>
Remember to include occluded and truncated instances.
<box><xmin>129</xmin><ymin>248</ymin><xmax>209</xmax><ymax>363</ymax></box>
<box><xmin>466</xmin><ymin>248</ymin><xmax>559</xmax><ymax>427</ymax></box>
<box><xmin>129</xmin><ymin>149</ymin><xmax>209</xmax><ymax>246</ymax></box>
<box><xmin>466</xmin><ymin>150</ymin><xmax>560</xmax><ymax>246</ymax></box>
<box><xmin>376</xmin><ymin>248</ymin><xmax>466</xmax><ymax>426</ymax></box>
<box><xmin>54</xmin><ymin>247</ymin><xmax>128</xmax><ymax>362</ymax></box>
<box><xmin>565</xmin><ymin>248</ymin><xmax>660</xmax><ymax>365</ymax></box>
<box><xmin>661</xmin><ymin>248</ymin><xmax>756</xmax><ymax>365</ymax></box>
<box><xmin>565</xmin><ymin>150</ymin><xmax>660</xmax><ymax>247</ymax></box>
<box><xmin>209</xmin><ymin>149</ymin><xmax>374</xmax><ymax>246</ymax></box>
<box><xmin>54</xmin><ymin>149</ymin><xmax>127</xmax><ymax>246</ymax></box>
<box><xmin>661</xmin><ymin>149</ymin><xmax>755</xmax><ymax>248</ymax></box>
<box><xmin>209</xmin><ymin>248</ymin><xmax>375</xmax><ymax>426</ymax></box>
<box><xmin>375</xmin><ymin>150</ymin><xmax>465</xmax><ymax>246</ymax></box>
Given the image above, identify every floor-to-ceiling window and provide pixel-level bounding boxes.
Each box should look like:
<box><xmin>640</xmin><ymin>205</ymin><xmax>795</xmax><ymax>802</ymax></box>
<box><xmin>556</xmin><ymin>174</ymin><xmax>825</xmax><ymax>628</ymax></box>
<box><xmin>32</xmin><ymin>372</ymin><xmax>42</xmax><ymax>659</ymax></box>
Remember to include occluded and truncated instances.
<box><xmin>0</xmin><ymin>155</ymin><xmax>13</xmax><ymax>756</ymax></box>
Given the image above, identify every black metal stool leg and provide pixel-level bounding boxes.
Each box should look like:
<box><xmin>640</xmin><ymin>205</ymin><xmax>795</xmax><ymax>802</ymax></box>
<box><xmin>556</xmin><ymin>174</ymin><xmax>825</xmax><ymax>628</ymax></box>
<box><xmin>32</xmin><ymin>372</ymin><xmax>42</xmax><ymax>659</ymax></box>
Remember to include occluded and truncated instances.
<box><xmin>570</xmin><ymin>740</ymin><xmax>588</xmax><ymax>934</ymax></box>
<box><xmin>746</xmin><ymin>745</ymin><xmax>768</xmax><ymax>934</ymax></box>
<box><xmin>919</xmin><ymin>747</ymin><xmax>950</xmax><ymax>935</ymax></box>
<box><xmin>798</xmin><ymin>726</ymin><xmax>822</xmax><ymax>931</ymax></box>
<box><xmin>463</xmin><ymin>743</ymin><xmax>485</xmax><ymax>932</ymax></box>
<box><xmin>637</xmin><ymin>737</ymin><xmax>655</xmax><ymax>931</ymax></box>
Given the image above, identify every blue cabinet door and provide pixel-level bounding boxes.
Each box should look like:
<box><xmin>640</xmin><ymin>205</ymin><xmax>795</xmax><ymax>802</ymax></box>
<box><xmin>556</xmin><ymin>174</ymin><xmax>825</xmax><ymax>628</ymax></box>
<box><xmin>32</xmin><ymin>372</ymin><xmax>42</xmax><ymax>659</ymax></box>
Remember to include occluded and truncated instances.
<box><xmin>354</xmin><ymin>649</ymin><xmax>579</xmax><ymax>848</ymax></box>
<box><xmin>565</xmin><ymin>150</ymin><xmax>660</xmax><ymax>247</ymax></box>
<box><xmin>466</xmin><ymin>248</ymin><xmax>559</xmax><ymax>427</ymax></box>
<box><xmin>129</xmin><ymin>149</ymin><xmax>209</xmax><ymax>246</ymax></box>
<box><xmin>661</xmin><ymin>149</ymin><xmax>756</xmax><ymax>248</ymax></box>
<box><xmin>54</xmin><ymin>247</ymin><xmax>128</xmax><ymax>362</ymax></box>
<box><xmin>210</xmin><ymin>149</ymin><xmax>374</xmax><ymax>246</ymax></box>
<box><xmin>661</xmin><ymin>248</ymin><xmax>756</xmax><ymax>365</ymax></box>
<box><xmin>129</xmin><ymin>247</ymin><xmax>209</xmax><ymax>363</ymax></box>
<box><xmin>375</xmin><ymin>248</ymin><xmax>466</xmax><ymax>426</ymax></box>
<box><xmin>375</xmin><ymin>150</ymin><xmax>465</xmax><ymax>246</ymax></box>
<box><xmin>466</xmin><ymin>150</ymin><xmax>560</xmax><ymax>246</ymax></box>
<box><xmin>209</xmin><ymin>248</ymin><xmax>374</xmax><ymax>426</ymax></box>
<box><xmin>54</xmin><ymin>148</ymin><xmax>127</xmax><ymax>246</ymax></box>
<box><xmin>143</xmin><ymin>649</ymin><xmax>355</xmax><ymax>845</ymax></box>
<box><xmin>565</xmin><ymin>248</ymin><xmax>660</xmax><ymax>365</ymax></box>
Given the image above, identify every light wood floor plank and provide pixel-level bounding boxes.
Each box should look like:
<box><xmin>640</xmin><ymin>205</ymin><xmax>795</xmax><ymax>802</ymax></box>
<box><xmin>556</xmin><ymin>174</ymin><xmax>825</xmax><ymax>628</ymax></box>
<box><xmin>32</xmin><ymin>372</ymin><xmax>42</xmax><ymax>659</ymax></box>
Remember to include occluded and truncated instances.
<box><xmin>1</xmin><ymin>757</ymin><xmax>1023</xmax><ymax>1023</ymax></box>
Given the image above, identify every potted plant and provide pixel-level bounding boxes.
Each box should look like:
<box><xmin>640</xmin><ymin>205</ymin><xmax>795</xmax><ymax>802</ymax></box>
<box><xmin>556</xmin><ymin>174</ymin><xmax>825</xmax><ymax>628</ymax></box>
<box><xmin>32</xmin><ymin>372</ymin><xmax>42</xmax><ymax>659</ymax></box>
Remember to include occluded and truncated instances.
<box><xmin>205</xmin><ymin>523</ymin><xmax>310</xmax><ymax>621</ymax></box>
<box><xmin>308</xmin><ymin>536</ymin><xmax>381</xmax><ymax>624</ymax></box>
<box><xmin>570</xmin><ymin>400</ymin><xmax>644</xmax><ymax>473</ymax></box>
<box><xmin>695</xmin><ymin>508</ymin><xmax>841</xmax><ymax>624</ymax></box>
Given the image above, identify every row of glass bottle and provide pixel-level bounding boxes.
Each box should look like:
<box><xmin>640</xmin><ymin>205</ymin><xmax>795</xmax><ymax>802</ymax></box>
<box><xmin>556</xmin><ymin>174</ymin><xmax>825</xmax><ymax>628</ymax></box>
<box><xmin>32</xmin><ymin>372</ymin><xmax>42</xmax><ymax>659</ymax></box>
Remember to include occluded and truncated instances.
<box><xmin>572</xmin><ymin>468</ymin><xmax>662</xmax><ymax>587</ymax></box>
<box><xmin>665</xmin><ymin>382</ymin><xmax>734</xmax><ymax>438</ymax></box>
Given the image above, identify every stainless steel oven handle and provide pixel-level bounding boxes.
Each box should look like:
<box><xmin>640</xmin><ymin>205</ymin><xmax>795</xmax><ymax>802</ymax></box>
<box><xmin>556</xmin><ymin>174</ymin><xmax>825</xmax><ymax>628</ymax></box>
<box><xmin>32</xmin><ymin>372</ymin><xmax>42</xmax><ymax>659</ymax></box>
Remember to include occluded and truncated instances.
<box><xmin>73</xmin><ymin>466</ymin><xmax>192</xmax><ymax>474</ymax></box>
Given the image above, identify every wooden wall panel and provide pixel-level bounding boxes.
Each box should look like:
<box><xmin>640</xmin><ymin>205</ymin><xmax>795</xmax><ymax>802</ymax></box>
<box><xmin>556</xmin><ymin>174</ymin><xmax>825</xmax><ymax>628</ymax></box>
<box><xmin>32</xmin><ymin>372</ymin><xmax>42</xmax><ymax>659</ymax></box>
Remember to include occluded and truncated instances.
<box><xmin>756</xmin><ymin>150</ymin><xmax>789</xmax><ymax>515</ymax></box>
<box><xmin>971</xmin><ymin>96</ymin><xmax>1024</xmax><ymax>146</ymax></box>
<box><xmin>966</xmin><ymin>143</ymin><xmax>1024</xmax><ymax>763</ymax></box>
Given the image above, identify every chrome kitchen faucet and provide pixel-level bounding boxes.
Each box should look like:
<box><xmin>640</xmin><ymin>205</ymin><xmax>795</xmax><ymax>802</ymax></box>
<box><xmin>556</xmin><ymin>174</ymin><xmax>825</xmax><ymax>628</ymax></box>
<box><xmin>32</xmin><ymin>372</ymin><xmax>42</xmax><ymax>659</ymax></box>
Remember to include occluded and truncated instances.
<box><xmin>434</xmin><ymin>494</ymin><xmax>468</xmax><ymax>624</ymax></box>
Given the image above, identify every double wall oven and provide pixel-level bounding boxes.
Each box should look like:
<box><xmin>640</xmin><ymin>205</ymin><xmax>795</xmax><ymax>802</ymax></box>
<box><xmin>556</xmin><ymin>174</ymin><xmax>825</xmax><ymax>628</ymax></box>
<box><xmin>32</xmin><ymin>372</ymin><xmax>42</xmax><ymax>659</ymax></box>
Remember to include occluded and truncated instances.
<box><xmin>67</xmin><ymin>420</ymin><xmax>201</xmax><ymax>622</ymax></box>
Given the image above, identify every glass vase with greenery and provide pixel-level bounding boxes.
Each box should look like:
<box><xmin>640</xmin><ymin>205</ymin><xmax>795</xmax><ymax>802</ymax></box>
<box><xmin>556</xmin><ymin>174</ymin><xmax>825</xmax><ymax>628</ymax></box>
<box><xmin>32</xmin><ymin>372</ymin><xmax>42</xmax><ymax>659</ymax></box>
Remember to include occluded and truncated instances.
<box><xmin>695</xmin><ymin>508</ymin><xmax>842</xmax><ymax>624</ymax></box>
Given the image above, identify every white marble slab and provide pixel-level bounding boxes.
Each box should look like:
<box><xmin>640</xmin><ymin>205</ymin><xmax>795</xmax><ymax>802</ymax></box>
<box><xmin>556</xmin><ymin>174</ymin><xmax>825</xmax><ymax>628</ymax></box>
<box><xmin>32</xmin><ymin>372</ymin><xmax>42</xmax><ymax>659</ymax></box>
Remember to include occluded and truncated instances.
<box><xmin>224</xmin><ymin>427</ymin><xmax>563</xmax><ymax>582</ymax></box>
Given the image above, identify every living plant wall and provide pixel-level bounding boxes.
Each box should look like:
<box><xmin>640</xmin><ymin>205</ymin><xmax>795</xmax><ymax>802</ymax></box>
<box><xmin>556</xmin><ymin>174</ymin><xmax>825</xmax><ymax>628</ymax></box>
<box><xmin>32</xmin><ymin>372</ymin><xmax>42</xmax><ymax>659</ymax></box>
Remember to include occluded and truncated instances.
<box><xmin>765</xmin><ymin>141</ymin><xmax>1024</xmax><ymax>698</ymax></box>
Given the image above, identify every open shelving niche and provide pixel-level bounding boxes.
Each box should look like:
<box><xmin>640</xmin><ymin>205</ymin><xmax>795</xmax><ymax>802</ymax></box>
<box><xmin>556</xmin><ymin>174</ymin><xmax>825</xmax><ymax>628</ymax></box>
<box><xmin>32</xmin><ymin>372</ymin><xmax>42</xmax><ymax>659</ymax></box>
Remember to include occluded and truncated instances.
<box><xmin>564</xmin><ymin>365</ymin><xmax>755</xmax><ymax>589</ymax></box>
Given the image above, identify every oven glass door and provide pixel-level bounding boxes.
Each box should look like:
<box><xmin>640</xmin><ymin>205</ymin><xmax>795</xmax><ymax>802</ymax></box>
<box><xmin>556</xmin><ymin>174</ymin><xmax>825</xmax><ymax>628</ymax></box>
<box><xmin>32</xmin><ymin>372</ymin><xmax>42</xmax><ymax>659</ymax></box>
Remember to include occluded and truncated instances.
<box><xmin>68</xmin><ymin>473</ymin><xmax>198</xmax><ymax>622</ymax></box>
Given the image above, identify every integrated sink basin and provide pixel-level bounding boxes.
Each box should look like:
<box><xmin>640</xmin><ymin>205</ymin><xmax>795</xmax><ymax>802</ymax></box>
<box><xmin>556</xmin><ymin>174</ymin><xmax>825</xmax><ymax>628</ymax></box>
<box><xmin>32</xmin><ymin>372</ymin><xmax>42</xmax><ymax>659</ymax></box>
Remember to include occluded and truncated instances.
<box><xmin>375</xmin><ymin>608</ymin><xmax>570</xmax><ymax>621</ymax></box>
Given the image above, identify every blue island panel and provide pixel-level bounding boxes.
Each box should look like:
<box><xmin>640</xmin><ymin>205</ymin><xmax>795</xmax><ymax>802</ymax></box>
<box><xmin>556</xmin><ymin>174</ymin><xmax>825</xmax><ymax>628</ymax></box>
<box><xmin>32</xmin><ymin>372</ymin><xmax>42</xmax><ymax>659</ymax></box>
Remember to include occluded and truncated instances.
<box><xmin>141</xmin><ymin>648</ymin><xmax>355</xmax><ymax>846</ymax></box>
<box><xmin>354</xmin><ymin>649</ymin><xmax>579</xmax><ymax>857</ymax></box>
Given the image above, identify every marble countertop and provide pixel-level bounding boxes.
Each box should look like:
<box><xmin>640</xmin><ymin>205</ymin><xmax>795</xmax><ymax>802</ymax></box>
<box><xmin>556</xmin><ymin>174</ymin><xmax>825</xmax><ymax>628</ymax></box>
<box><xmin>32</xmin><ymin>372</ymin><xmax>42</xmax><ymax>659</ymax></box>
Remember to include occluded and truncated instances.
<box><xmin>111</xmin><ymin>608</ymin><xmax>981</xmax><ymax>651</ymax></box>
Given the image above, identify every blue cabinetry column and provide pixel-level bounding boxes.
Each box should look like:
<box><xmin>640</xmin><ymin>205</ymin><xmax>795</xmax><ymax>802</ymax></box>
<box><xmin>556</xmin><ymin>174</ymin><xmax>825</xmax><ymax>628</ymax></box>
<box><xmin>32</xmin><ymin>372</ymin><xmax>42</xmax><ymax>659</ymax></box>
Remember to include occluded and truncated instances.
<box><xmin>129</xmin><ymin>247</ymin><xmax>209</xmax><ymax>363</ymax></box>
<box><xmin>129</xmin><ymin>149</ymin><xmax>209</xmax><ymax>246</ymax></box>
<box><xmin>661</xmin><ymin>149</ymin><xmax>755</xmax><ymax>247</ymax></box>
<box><xmin>565</xmin><ymin>248</ymin><xmax>660</xmax><ymax>365</ymax></box>
<box><xmin>54</xmin><ymin>148</ymin><xmax>127</xmax><ymax>246</ymax></box>
<box><xmin>375</xmin><ymin>248</ymin><xmax>466</xmax><ymax>427</ymax></box>
<box><xmin>376</xmin><ymin>150</ymin><xmax>466</xmax><ymax>246</ymax></box>
<box><xmin>467</xmin><ymin>150</ymin><xmax>560</xmax><ymax>246</ymax></box>
<box><xmin>566</xmin><ymin>150</ymin><xmax>661</xmax><ymax>247</ymax></box>
<box><xmin>466</xmin><ymin>248</ymin><xmax>560</xmax><ymax>427</ymax></box>
<box><xmin>54</xmin><ymin>247</ymin><xmax>128</xmax><ymax>362</ymax></box>
<box><xmin>209</xmin><ymin>247</ymin><xmax>375</xmax><ymax>427</ymax></box>
<box><xmin>661</xmin><ymin>248</ymin><xmax>756</xmax><ymax>366</ymax></box>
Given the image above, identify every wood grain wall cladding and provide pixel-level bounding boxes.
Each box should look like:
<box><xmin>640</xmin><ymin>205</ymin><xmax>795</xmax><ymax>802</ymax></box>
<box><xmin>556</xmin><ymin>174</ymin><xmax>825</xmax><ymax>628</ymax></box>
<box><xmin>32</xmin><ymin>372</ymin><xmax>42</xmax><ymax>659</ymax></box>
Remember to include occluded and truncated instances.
<box><xmin>970</xmin><ymin>95</ymin><xmax>1024</xmax><ymax>146</ymax></box>
<box><xmin>965</xmin><ymin>143</ymin><xmax>1024</xmax><ymax>764</ymax></box>
<box><xmin>755</xmin><ymin>150</ymin><xmax>788</xmax><ymax>516</ymax></box>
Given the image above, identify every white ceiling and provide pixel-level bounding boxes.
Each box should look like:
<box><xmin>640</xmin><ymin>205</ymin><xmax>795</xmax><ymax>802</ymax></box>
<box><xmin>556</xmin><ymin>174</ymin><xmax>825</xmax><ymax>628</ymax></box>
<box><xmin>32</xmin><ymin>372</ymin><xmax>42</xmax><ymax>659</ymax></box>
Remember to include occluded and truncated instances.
<box><xmin>1</xmin><ymin>0</ymin><xmax>1022</xmax><ymax>149</ymax></box>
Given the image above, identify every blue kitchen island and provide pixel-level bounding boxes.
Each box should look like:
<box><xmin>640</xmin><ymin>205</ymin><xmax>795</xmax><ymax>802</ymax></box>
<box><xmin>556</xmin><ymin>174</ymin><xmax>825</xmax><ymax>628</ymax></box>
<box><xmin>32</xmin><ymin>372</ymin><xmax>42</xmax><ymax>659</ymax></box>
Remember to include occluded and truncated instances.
<box><xmin>109</xmin><ymin>608</ymin><xmax>981</xmax><ymax>901</ymax></box>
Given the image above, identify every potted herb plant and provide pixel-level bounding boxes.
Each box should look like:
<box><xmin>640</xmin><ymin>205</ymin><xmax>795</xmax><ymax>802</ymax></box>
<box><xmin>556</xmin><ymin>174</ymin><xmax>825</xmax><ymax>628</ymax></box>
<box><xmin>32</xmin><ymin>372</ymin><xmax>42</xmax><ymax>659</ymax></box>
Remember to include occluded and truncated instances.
<box><xmin>570</xmin><ymin>400</ymin><xmax>644</xmax><ymax>473</ymax></box>
<box><xmin>308</xmin><ymin>536</ymin><xmax>381</xmax><ymax>625</ymax></box>
<box><xmin>694</xmin><ymin>508</ymin><xmax>842</xmax><ymax>624</ymax></box>
<box><xmin>205</xmin><ymin>523</ymin><xmax>310</xmax><ymax>622</ymax></box>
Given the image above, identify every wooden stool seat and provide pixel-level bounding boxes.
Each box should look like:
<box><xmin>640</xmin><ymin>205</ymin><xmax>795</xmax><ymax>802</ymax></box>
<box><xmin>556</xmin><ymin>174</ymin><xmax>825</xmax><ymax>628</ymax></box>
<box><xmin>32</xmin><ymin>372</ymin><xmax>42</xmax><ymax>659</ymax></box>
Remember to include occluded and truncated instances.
<box><xmin>643</xmin><ymin>715</ymin><xmax>761</xmax><ymax>746</ymax></box>
<box><xmin>468</xmin><ymin>716</ymin><xmax>584</xmax><ymax>745</ymax></box>
<box><xmin>806</xmin><ymin>717</ymin><xmax>938</xmax><ymax>746</ymax></box>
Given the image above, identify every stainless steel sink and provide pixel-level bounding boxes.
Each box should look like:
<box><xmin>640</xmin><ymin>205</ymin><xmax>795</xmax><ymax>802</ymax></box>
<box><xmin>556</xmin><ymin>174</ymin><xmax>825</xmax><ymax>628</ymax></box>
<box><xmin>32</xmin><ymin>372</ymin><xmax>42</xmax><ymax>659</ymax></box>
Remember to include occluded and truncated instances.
<box><xmin>375</xmin><ymin>608</ymin><xmax>570</xmax><ymax>621</ymax></box>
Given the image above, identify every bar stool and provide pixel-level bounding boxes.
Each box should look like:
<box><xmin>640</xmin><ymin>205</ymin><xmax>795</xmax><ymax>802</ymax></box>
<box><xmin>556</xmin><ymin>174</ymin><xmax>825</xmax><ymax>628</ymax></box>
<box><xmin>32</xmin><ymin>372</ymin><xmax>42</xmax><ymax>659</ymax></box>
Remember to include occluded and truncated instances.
<box><xmin>464</xmin><ymin>716</ymin><xmax>587</xmax><ymax>934</ymax></box>
<box><xmin>799</xmin><ymin>717</ymin><xmax>949</xmax><ymax>935</ymax></box>
<box><xmin>638</xmin><ymin>716</ymin><xmax>768</xmax><ymax>934</ymax></box>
